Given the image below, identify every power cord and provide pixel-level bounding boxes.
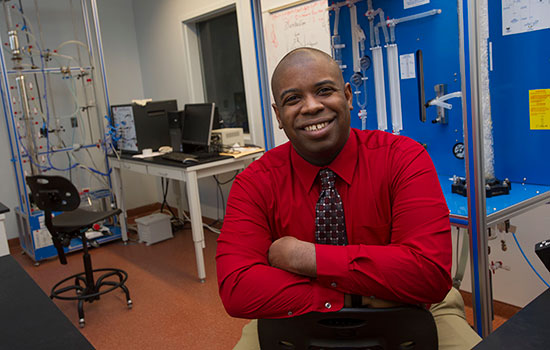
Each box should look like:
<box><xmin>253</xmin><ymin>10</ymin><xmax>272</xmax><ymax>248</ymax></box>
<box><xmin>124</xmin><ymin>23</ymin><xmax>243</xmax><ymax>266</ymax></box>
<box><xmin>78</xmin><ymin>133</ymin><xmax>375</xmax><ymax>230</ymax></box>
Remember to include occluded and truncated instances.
<box><xmin>512</xmin><ymin>231</ymin><xmax>550</xmax><ymax>288</ymax></box>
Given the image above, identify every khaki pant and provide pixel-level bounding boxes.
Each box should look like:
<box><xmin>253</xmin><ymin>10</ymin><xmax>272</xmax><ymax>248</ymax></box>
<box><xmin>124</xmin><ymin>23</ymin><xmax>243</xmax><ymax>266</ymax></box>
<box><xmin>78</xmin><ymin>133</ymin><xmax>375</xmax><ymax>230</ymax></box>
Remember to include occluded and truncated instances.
<box><xmin>233</xmin><ymin>288</ymin><xmax>481</xmax><ymax>350</ymax></box>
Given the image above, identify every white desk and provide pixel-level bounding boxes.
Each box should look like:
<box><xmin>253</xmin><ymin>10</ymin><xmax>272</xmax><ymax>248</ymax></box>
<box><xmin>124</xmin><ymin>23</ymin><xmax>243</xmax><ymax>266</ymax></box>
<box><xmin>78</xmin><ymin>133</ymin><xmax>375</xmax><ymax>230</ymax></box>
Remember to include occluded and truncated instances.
<box><xmin>109</xmin><ymin>153</ymin><xmax>262</xmax><ymax>282</ymax></box>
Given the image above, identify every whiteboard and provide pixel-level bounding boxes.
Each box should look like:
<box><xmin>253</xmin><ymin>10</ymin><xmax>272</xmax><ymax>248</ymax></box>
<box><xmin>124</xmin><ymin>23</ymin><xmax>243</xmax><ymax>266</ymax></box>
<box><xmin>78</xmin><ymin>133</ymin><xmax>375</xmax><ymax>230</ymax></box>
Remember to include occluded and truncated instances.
<box><xmin>261</xmin><ymin>0</ymin><xmax>331</xmax><ymax>146</ymax></box>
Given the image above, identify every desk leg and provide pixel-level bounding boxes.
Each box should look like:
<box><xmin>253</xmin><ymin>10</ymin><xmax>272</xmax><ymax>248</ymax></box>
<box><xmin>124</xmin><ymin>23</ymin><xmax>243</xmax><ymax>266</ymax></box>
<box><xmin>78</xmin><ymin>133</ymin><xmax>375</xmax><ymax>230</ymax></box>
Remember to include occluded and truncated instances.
<box><xmin>185</xmin><ymin>170</ymin><xmax>206</xmax><ymax>282</ymax></box>
<box><xmin>112</xmin><ymin>167</ymin><xmax>128</xmax><ymax>242</ymax></box>
<box><xmin>175</xmin><ymin>180</ymin><xmax>185</xmax><ymax>222</ymax></box>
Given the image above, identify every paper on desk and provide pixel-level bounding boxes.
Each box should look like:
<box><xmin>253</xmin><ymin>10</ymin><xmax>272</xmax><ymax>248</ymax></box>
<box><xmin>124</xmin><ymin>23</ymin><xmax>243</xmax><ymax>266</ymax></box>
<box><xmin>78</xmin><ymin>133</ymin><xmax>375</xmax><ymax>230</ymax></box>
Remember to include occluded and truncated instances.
<box><xmin>132</xmin><ymin>98</ymin><xmax>152</xmax><ymax>106</ymax></box>
<box><xmin>220</xmin><ymin>146</ymin><xmax>264</xmax><ymax>159</ymax></box>
<box><xmin>132</xmin><ymin>151</ymin><xmax>163</xmax><ymax>159</ymax></box>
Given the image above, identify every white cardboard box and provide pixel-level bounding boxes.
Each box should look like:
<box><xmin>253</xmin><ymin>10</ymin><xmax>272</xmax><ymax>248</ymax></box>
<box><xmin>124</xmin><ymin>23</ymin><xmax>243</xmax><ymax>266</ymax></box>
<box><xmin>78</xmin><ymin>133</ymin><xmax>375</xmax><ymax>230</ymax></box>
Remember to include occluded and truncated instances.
<box><xmin>135</xmin><ymin>213</ymin><xmax>173</xmax><ymax>246</ymax></box>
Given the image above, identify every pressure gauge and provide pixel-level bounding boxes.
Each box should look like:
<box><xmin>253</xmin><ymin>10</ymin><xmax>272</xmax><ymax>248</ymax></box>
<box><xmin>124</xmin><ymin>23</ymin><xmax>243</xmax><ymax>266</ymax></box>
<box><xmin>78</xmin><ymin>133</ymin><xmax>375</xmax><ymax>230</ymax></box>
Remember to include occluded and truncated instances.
<box><xmin>360</xmin><ymin>55</ymin><xmax>371</xmax><ymax>71</ymax></box>
<box><xmin>350</xmin><ymin>72</ymin><xmax>363</xmax><ymax>88</ymax></box>
<box><xmin>453</xmin><ymin>142</ymin><xmax>465</xmax><ymax>159</ymax></box>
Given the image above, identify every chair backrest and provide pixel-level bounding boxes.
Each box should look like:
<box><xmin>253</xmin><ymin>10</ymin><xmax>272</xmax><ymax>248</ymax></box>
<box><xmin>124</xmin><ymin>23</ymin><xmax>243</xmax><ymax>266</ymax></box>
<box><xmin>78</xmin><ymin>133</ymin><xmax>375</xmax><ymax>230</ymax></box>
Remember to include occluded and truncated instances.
<box><xmin>26</xmin><ymin>175</ymin><xmax>80</xmax><ymax>212</ymax></box>
<box><xmin>258</xmin><ymin>306</ymin><xmax>438</xmax><ymax>350</ymax></box>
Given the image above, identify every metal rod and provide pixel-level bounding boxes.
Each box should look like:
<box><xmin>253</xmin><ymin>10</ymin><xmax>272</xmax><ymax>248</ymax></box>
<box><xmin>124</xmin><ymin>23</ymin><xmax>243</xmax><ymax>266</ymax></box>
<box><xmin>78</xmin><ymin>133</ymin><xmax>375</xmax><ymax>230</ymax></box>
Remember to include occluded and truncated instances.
<box><xmin>7</xmin><ymin>66</ymin><xmax>93</xmax><ymax>75</ymax></box>
<box><xmin>251</xmin><ymin>0</ymin><xmax>274</xmax><ymax>149</ymax></box>
<box><xmin>68</xmin><ymin>0</ymin><xmax>94</xmax><ymax>145</ymax></box>
<box><xmin>88</xmin><ymin>0</ymin><xmax>114</xmax><ymax>198</ymax></box>
<box><xmin>90</xmin><ymin>0</ymin><xmax>110</xmax><ymax>114</ymax></box>
<box><xmin>465</xmin><ymin>0</ymin><xmax>493</xmax><ymax>337</ymax></box>
<box><xmin>486</xmin><ymin>191</ymin><xmax>550</xmax><ymax>227</ymax></box>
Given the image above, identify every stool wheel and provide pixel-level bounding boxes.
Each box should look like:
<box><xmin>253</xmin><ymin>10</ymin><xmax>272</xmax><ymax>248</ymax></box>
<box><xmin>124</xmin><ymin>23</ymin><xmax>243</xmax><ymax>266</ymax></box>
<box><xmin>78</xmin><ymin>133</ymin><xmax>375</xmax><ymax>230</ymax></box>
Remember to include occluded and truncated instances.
<box><xmin>79</xmin><ymin>318</ymin><xmax>85</xmax><ymax>328</ymax></box>
<box><xmin>127</xmin><ymin>299</ymin><xmax>133</xmax><ymax>309</ymax></box>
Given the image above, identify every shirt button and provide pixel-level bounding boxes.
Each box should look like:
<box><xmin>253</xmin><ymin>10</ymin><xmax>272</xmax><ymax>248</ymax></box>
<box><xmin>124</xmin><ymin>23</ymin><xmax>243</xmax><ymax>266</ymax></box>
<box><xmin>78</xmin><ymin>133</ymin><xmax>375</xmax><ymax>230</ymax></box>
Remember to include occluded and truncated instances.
<box><xmin>288</xmin><ymin>311</ymin><xmax>293</xmax><ymax>316</ymax></box>
<box><xmin>331</xmin><ymin>282</ymin><xmax>337</xmax><ymax>287</ymax></box>
<box><xmin>325</xmin><ymin>302</ymin><xmax>332</xmax><ymax>309</ymax></box>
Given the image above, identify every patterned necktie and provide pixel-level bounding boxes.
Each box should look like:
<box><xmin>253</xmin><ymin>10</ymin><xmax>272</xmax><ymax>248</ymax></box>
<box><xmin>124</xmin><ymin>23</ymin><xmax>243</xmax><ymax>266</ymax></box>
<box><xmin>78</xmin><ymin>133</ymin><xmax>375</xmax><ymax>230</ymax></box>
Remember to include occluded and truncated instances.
<box><xmin>315</xmin><ymin>168</ymin><xmax>348</xmax><ymax>245</ymax></box>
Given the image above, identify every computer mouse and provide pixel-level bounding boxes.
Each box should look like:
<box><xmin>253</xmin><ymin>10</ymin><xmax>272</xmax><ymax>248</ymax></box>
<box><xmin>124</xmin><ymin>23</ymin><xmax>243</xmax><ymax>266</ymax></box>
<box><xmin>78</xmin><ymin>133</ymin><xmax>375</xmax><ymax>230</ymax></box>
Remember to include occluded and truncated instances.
<box><xmin>183</xmin><ymin>158</ymin><xmax>199</xmax><ymax>165</ymax></box>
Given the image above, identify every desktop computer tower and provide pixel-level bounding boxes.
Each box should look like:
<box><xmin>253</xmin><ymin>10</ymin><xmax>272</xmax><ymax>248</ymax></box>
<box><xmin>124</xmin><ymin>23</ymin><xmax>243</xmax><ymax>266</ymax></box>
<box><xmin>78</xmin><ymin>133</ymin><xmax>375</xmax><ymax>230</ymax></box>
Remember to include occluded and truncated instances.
<box><xmin>167</xmin><ymin>110</ymin><xmax>183</xmax><ymax>152</ymax></box>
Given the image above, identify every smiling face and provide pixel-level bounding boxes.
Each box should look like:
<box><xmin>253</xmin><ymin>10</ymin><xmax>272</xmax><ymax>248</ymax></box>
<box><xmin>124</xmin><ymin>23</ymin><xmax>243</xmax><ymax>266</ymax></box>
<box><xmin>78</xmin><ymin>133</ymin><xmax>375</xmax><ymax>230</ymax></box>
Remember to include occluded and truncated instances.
<box><xmin>271</xmin><ymin>48</ymin><xmax>353</xmax><ymax>166</ymax></box>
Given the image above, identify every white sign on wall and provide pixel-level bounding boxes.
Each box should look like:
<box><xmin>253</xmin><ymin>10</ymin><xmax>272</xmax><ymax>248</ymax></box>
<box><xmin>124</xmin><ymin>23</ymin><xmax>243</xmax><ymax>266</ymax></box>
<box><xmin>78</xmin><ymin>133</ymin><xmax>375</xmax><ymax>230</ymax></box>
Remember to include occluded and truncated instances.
<box><xmin>502</xmin><ymin>0</ymin><xmax>550</xmax><ymax>36</ymax></box>
<box><xmin>399</xmin><ymin>53</ymin><xmax>416</xmax><ymax>79</ymax></box>
<box><xmin>404</xmin><ymin>0</ymin><xmax>430</xmax><ymax>10</ymax></box>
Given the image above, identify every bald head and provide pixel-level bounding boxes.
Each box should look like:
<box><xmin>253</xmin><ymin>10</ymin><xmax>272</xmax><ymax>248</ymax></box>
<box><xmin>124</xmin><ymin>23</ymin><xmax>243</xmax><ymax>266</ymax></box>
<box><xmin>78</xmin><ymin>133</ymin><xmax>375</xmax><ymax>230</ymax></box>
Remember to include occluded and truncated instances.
<box><xmin>271</xmin><ymin>48</ymin><xmax>344</xmax><ymax>106</ymax></box>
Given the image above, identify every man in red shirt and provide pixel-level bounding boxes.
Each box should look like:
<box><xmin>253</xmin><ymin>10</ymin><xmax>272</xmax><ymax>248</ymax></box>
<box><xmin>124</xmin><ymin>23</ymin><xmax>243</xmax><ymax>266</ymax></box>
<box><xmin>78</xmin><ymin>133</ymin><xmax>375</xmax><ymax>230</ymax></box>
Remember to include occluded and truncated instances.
<box><xmin>216</xmin><ymin>47</ymin><xmax>480</xmax><ymax>349</ymax></box>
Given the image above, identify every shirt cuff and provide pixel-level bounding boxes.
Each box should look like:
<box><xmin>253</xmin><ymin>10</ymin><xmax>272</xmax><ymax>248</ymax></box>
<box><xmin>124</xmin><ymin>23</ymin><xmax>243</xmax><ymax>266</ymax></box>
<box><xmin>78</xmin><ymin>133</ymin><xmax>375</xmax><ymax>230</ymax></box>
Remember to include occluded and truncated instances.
<box><xmin>315</xmin><ymin>244</ymin><xmax>349</xmax><ymax>286</ymax></box>
<box><xmin>312</xmin><ymin>281</ymin><xmax>344</xmax><ymax>313</ymax></box>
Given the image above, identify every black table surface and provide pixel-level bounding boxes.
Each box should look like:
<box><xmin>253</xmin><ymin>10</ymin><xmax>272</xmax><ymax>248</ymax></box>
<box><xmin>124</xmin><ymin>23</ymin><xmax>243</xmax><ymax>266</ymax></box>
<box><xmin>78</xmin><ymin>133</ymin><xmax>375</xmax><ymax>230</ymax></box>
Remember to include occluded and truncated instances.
<box><xmin>108</xmin><ymin>151</ymin><xmax>231</xmax><ymax>168</ymax></box>
<box><xmin>0</xmin><ymin>255</ymin><xmax>94</xmax><ymax>350</ymax></box>
<box><xmin>474</xmin><ymin>288</ymin><xmax>550</xmax><ymax>349</ymax></box>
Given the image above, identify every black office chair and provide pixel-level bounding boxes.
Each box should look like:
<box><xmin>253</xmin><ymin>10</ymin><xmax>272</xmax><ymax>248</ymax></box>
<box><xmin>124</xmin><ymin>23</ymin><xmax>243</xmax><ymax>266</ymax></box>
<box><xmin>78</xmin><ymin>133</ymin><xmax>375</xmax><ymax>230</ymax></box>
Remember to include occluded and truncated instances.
<box><xmin>258</xmin><ymin>305</ymin><xmax>438</xmax><ymax>350</ymax></box>
<box><xmin>26</xmin><ymin>175</ymin><xmax>132</xmax><ymax>328</ymax></box>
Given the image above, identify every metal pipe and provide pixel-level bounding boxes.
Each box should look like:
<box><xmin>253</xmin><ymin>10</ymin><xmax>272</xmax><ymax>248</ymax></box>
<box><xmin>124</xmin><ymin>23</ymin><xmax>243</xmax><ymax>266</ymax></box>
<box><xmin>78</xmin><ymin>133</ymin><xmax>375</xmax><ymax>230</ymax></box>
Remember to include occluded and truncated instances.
<box><xmin>251</xmin><ymin>0</ymin><xmax>274</xmax><ymax>150</ymax></box>
<box><xmin>70</xmin><ymin>0</ymin><xmax>94</xmax><ymax>145</ymax></box>
<box><xmin>89</xmin><ymin>0</ymin><xmax>115</xmax><ymax>196</ymax></box>
<box><xmin>90</xmin><ymin>0</ymin><xmax>111</xmax><ymax>114</ymax></box>
<box><xmin>465</xmin><ymin>0</ymin><xmax>493</xmax><ymax>337</ymax></box>
<box><xmin>7</xmin><ymin>66</ymin><xmax>93</xmax><ymax>74</ymax></box>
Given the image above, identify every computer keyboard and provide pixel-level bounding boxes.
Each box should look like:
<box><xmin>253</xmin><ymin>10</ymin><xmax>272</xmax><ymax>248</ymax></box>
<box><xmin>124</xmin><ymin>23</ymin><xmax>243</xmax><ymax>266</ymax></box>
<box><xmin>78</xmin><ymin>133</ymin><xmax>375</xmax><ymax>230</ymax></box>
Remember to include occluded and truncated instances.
<box><xmin>161</xmin><ymin>151</ymin><xmax>220</xmax><ymax>162</ymax></box>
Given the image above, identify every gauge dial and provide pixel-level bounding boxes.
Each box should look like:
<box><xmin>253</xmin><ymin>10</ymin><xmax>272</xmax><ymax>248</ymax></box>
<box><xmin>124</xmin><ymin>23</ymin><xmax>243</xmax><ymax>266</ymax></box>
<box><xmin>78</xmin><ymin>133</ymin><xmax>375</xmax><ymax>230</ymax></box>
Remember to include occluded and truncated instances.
<box><xmin>453</xmin><ymin>142</ymin><xmax>465</xmax><ymax>159</ymax></box>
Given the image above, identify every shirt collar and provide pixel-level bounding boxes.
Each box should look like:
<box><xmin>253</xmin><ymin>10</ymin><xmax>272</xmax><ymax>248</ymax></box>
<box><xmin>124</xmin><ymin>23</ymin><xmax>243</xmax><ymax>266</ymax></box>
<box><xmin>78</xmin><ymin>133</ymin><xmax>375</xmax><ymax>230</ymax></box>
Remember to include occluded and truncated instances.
<box><xmin>291</xmin><ymin>128</ymin><xmax>358</xmax><ymax>192</ymax></box>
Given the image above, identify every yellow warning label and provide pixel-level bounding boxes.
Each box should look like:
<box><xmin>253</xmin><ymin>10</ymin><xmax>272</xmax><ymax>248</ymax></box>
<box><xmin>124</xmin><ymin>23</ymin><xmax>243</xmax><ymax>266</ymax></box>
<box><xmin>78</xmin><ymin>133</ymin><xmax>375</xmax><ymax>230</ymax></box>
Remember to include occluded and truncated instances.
<box><xmin>529</xmin><ymin>89</ymin><xmax>550</xmax><ymax>130</ymax></box>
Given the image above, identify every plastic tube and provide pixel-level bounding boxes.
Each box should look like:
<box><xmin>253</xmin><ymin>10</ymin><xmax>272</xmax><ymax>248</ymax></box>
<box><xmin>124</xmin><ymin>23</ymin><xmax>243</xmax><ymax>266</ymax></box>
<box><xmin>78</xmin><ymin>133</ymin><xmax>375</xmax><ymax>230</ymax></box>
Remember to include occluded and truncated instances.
<box><xmin>387</xmin><ymin>44</ymin><xmax>402</xmax><ymax>134</ymax></box>
<box><xmin>360</xmin><ymin>109</ymin><xmax>367</xmax><ymax>130</ymax></box>
<box><xmin>378</xmin><ymin>11</ymin><xmax>389</xmax><ymax>44</ymax></box>
<box><xmin>390</xmin><ymin>9</ymin><xmax>441</xmax><ymax>26</ymax></box>
<box><xmin>349</xmin><ymin>5</ymin><xmax>360</xmax><ymax>73</ymax></box>
<box><xmin>371</xmin><ymin>46</ymin><xmax>387</xmax><ymax>131</ymax></box>
<box><xmin>387</xmin><ymin>9</ymin><xmax>442</xmax><ymax>43</ymax></box>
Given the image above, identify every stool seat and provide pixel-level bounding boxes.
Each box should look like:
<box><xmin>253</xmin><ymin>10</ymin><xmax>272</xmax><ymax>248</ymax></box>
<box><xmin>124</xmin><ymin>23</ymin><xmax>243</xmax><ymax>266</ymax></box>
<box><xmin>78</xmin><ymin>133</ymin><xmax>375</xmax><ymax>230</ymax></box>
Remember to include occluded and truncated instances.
<box><xmin>53</xmin><ymin>208</ymin><xmax>121</xmax><ymax>233</ymax></box>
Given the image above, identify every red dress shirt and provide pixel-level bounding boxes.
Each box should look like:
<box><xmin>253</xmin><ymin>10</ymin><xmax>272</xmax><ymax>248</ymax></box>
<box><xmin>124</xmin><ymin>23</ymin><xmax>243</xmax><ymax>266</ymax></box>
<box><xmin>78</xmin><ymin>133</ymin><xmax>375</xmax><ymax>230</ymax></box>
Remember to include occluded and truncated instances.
<box><xmin>216</xmin><ymin>129</ymin><xmax>452</xmax><ymax>319</ymax></box>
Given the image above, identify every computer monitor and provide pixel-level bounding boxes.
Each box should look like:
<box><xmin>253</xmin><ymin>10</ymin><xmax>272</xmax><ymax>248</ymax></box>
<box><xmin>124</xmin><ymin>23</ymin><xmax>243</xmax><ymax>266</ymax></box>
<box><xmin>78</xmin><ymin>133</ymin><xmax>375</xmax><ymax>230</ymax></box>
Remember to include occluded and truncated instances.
<box><xmin>181</xmin><ymin>103</ymin><xmax>216</xmax><ymax>148</ymax></box>
<box><xmin>111</xmin><ymin>100</ymin><xmax>178</xmax><ymax>152</ymax></box>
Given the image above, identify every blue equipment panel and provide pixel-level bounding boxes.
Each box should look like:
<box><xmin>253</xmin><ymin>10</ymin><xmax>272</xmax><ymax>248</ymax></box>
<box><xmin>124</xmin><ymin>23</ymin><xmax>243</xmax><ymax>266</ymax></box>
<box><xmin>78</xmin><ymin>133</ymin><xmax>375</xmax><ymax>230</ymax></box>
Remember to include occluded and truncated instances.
<box><xmin>488</xmin><ymin>0</ymin><xmax>550</xmax><ymax>186</ymax></box>
<box><xmin>330</xmin><ymin>0</ymin><xmax>466</xmax><ymax>177</ymax></box>
<box><xmin>330</xmin><ymin>0</ymin><xmax>550</xmax><ymax>215</ymax></box>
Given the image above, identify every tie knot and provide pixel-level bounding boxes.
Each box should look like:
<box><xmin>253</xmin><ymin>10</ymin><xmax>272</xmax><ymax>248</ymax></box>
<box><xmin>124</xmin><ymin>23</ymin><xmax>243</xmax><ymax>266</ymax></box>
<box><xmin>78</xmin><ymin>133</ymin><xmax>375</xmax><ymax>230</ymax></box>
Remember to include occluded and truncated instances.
<box><xmin>319</xmin><ymin>168</ymin><xmax>336</xmax><ymax>191</ymax></box>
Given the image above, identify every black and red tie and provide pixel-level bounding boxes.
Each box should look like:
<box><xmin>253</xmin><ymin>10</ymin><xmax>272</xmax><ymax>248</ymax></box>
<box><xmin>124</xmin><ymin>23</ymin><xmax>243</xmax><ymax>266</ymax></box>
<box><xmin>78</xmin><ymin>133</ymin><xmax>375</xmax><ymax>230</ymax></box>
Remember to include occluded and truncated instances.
<box><xmin>315</xmin><ymin>168</ymin><xmax>347</xmax><ymax>246</ymax></box>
